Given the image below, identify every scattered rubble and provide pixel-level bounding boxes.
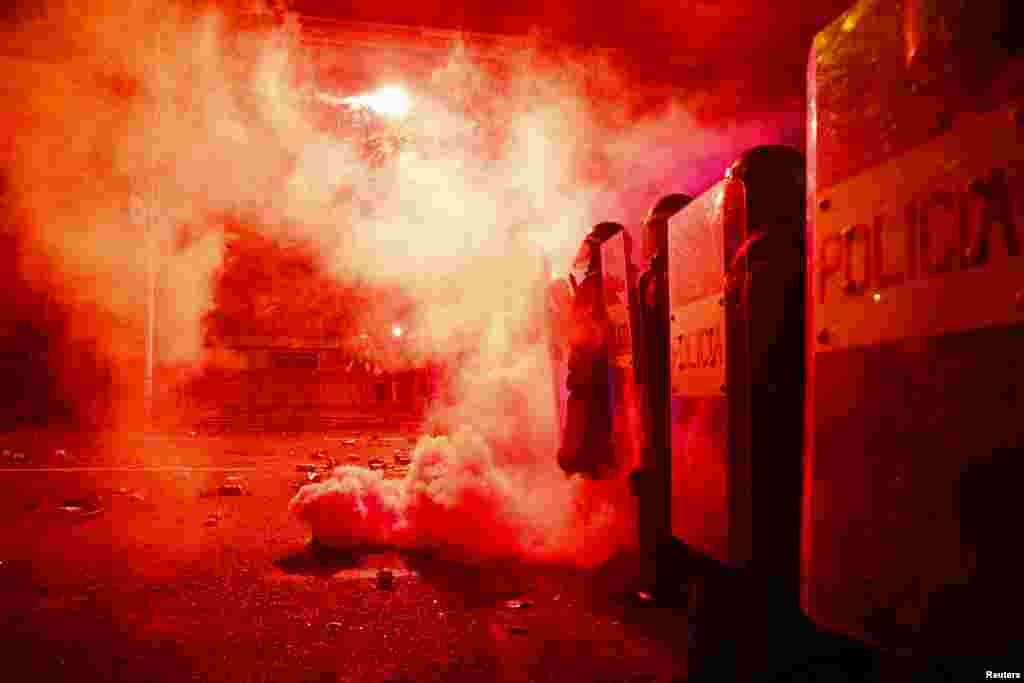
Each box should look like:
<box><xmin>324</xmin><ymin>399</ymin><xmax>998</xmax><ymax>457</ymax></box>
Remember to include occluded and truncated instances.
<box><xmin>217</xmin><ymin>481</ymin><xmax>246</xmax><ymax>497</ymax></box>
<box><xmin>385</xmin><ymin>465</ymin><xmax>409</xmax><ymax>479</ymax></box>
<box><xmin>203</xmin><ymin>511</ymin><xmax>224</xmax><ymax>527</ymax></box>
<box><xmin>60</xmin><ymin>499</ymin><xmax>103</xmax><ymax>518</ymax></box>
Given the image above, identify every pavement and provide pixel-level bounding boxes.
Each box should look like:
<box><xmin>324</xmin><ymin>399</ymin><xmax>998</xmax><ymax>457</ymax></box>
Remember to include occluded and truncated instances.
<box><xmin>0</xmin><ymin>429</ymin><xmax>1004</xmax><ymax>682</ymax></box>
<box><xmin>0</xmin><ymin>429</ymin><xmax>687</xmax><ymax>683</ymax></box>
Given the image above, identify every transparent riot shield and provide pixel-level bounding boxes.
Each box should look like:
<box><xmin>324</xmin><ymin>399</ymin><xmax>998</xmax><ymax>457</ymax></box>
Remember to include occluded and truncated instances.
<box><xmin>666</xmin><ymin>177</ymin><xmax>744</xmax><ymax>567</ymax></box>
<box><xmin>556</xmin><ymin>224</ymin><xmax>624</xmax><ymax>479</ymax></box>
<box><xmin>664</xmin><ymin>147</ymin><xmax>806</xmax><ymax>680</ymax></box>
<box><xmin>601</xmin><ymin>228</ymin><xmax>643</xmax><ymax>475</ymax></box>
<box><xmin>806</xmin><ymin>0</ymin><xmax>1024</xmax><ymax>657</ymax></box>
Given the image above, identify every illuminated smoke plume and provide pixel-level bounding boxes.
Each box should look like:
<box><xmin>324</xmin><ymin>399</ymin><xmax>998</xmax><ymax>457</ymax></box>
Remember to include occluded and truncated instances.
<box><xmin>3</xmin><ymin>0</ymin><xmax>800</xmax><ymax>563</ymax></box>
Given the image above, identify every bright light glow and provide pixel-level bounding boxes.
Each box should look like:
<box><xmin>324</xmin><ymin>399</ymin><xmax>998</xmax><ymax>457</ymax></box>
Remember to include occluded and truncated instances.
<box><xmin>339</xmin><ymin>85</ymin><xmax>411</xmax><ymax>119</ymax></box>
<box><xmin>392</xmin><ymin>324</ymin><xmax>404</xmax><ymax>338</ymax></box>
<box><xmin>872</xmin><ymin>291</ymin><xmax>882</xmax><ymax>302</ymax></box>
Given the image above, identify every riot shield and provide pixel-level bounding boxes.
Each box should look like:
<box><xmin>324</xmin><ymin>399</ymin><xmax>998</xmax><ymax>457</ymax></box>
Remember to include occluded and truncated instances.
<box><xmin>665</xmin><ymin>147</ymin><xmax>806</xmax><ymax>680</ymax></box>
<box><xmin>601</xmin><ymin>227</ymin><xmax>643</xmax><ymax>474</ymax></box>
<box><xmin>556</xmin><ymin>224</ymin><xmax>624</xmax><ymax>479</ymax></box>
<box><xmin>806</xmin><ymin>0</ymin><xmax>1024</xmax><ymax>657</ymax></box>
<box><xmin>666</xmin><ymin>176</ymin><xmax>745</xmax><ymax>567</ymax></box>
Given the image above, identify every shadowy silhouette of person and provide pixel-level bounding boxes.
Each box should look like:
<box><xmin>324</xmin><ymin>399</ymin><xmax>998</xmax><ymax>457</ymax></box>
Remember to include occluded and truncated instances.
<box><xmin>556</xmin><ymin>253</ymin><xmax>615</xmax><ymax>479</ymax></box>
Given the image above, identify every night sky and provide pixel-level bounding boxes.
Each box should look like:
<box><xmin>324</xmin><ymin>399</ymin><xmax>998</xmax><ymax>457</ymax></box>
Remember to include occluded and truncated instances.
<box><xmin>290</xmin><ymin>0</ymin><xmax>854</xmax><ymax>120</ymax></box>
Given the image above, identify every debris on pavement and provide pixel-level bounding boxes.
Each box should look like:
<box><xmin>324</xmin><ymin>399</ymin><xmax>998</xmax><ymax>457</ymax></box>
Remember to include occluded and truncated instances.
<box><xmin>217</xmin><ymin>481</ymin><xmax>246</xmax><ymax>496</ymax></box>
<box><xmin>385</xmin><ymin>465</ymin><xmax>409</xmax><ymax>479</ymax></box>
<box><xmin>203</xmin><ymin>511</ymin><xmax>224</xmax><ymax>527</ymax></box>
<box><xmin>60</xmin><ymin>499</ymin><xmax>103</xmax><ymax>518</ymax></box>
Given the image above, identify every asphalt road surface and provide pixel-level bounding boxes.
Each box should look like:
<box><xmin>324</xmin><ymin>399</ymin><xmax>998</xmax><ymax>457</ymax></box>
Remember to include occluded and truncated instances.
<box><xmin>0</xmin><ymin>429</ymin><xmax>685</xmax><ymax>683</ymax></box>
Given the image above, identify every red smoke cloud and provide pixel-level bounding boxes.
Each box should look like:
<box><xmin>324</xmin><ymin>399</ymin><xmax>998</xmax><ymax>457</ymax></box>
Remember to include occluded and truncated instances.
<box><xmin>3</xmin><ymin>0</ymin><xmax>804</xmax><ymax>562</ymax></box>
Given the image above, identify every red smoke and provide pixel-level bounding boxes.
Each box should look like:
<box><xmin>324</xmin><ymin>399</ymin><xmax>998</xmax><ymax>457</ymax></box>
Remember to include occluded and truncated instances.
<box><xmin>3</xmin><ymin>0</ymin><xmax>805</xmax><ymax>562</ymax></box>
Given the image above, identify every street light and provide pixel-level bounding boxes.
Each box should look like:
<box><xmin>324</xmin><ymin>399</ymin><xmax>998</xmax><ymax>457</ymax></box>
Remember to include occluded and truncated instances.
<box><xmin>392</xmin><ymin>324</ymin><xmax>404</xmax><ymax>338</ymax></box>
<box><xmin>316</xmin><ymin>84</ymin><xmax>412</xmax><ymax>119</ymax></box>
